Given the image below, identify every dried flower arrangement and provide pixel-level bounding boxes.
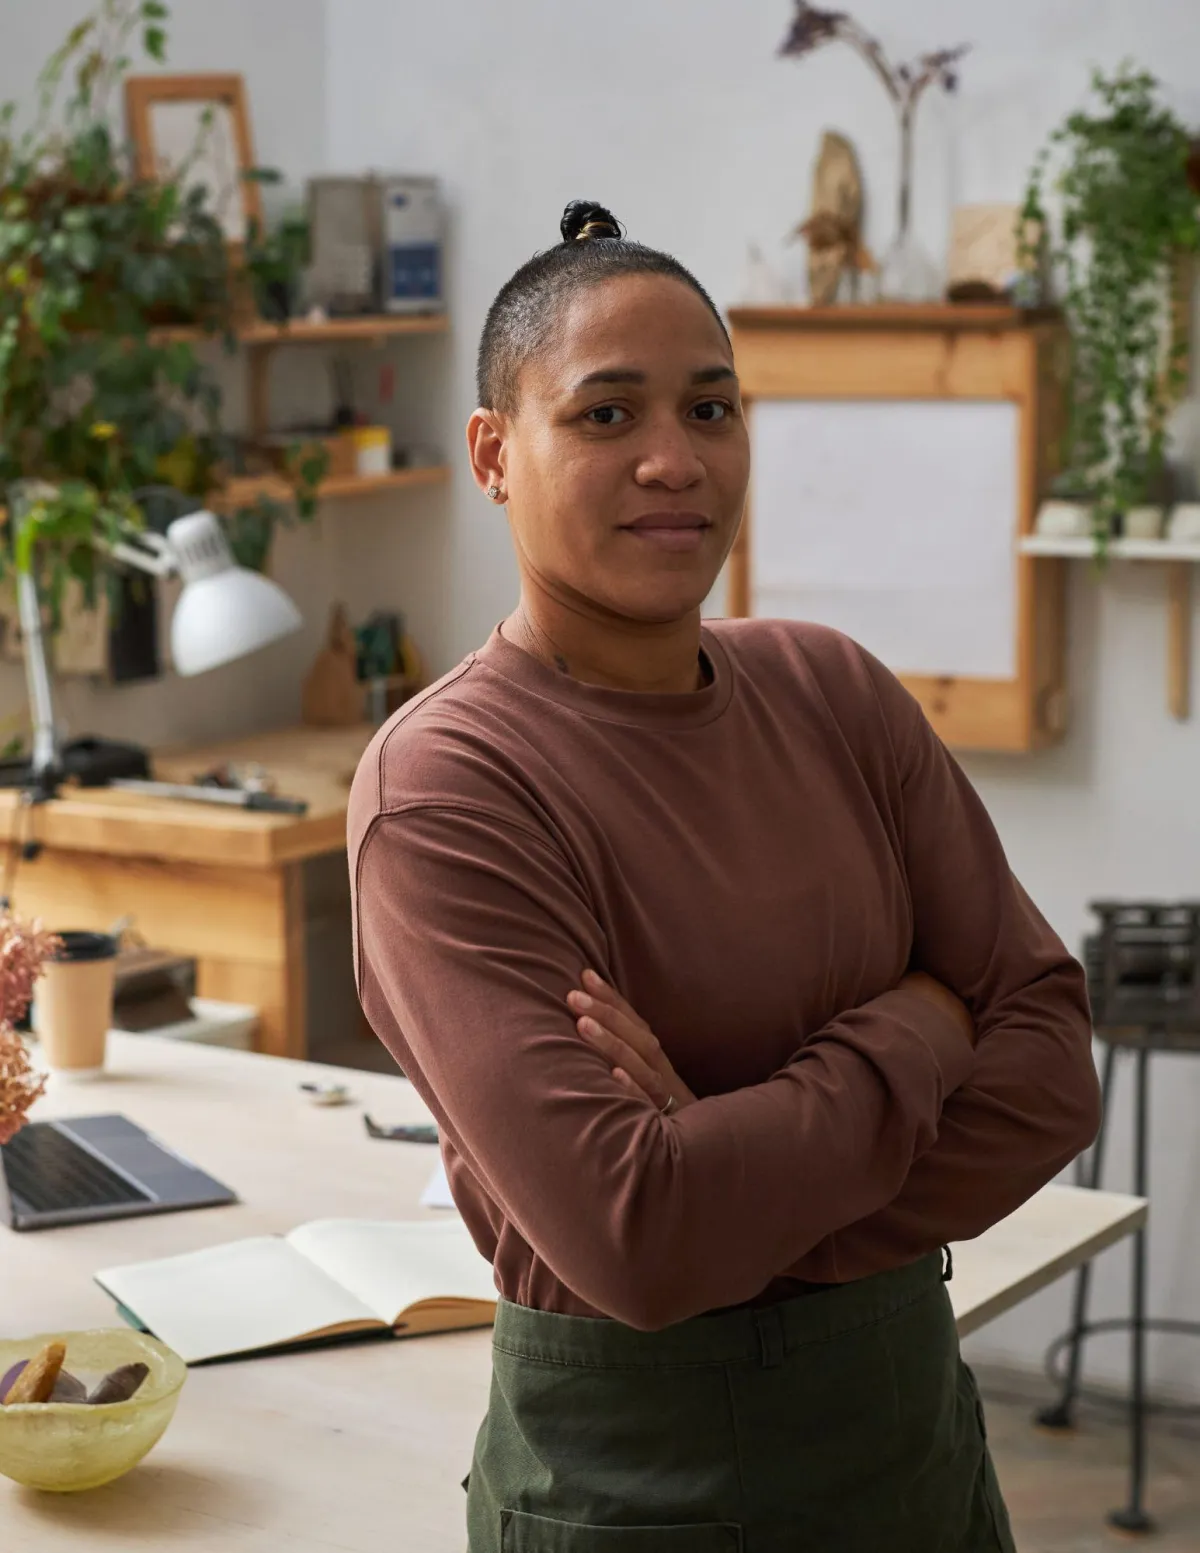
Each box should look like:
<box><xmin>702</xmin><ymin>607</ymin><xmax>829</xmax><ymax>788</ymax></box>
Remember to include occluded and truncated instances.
<box><xmin>0</xmin><ymin>912</ymin><xmax>156</xmax><ymax>1412</ymax></box>
<box><xmin>779</xmin><ymin>4</ymin><xmax>969</xmax><ymax>300</ymax></box>
<box><xmin>0</xmin><ymin>913</ymin><xmax>60</xmax><ymax>1145</ymax></box>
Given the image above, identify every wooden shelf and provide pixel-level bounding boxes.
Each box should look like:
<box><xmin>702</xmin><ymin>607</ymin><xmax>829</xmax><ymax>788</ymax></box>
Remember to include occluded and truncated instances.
<box><xmin>240</xmin><ymin>314</ymin><xmax>447</xmax><ymax>346</ymax></box>
<box><xmin>1020</xmin><ymin>534</ymin><xmax>1197</xmax><ymax>720</ymax></box>
<box><xmin>150</xmin><ymin>314</ymin><xmax>448</xmax><ymax>347</ymax></box>
<box><xmin>1021</xmin><ymin>535</ymin><xmax>1200</xmax><ymax>562</ymax></box>
<box><xmin>727</xmin><ymin>303</ymin><xmax>1059</xmax><ymax>332</ymax></box>
<box><xmin>213</xmin><ymin>465</ymin><xmax>449</xmax><ymax>510</ymax></box>
<box><xmin>0</xmin><ymin>465</ymin><xmax>449</xmax><ymax>527</ymax></box>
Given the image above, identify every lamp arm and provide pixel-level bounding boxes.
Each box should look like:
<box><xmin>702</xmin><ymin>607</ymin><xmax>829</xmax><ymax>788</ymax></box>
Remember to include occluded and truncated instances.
<box><xmin>15</xmin><ymin>569</ymin><xmax>60</xmax><ymax>788</ymax></box>
<box><xmin>107</xmin><ymin>530</ymin><xmax>176</xmax><ymax>579</ymax></box>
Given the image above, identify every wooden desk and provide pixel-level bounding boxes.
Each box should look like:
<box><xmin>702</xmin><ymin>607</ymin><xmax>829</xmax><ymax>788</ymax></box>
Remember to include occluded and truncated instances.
<box><xmin>0</xmin><ymin>726</ymin><xmax>372</xmax><ymax>1059</ymax></box>
<box><xmin>1</xmin><ymin>1036</ymin><xmax>1147</xmax><ymax>1553</ymax></box>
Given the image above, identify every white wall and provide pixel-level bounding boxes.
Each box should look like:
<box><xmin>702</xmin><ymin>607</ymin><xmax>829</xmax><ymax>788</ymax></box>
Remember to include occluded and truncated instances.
<box><xmin>0</xmin><ymin>0</ymin><xmax>339</xmax><ymax>748</ymax></box>
<box><xmin>327</xmin><ymin>0</ymin><xmax>1200</xmax><ymax>1398</ymax></box>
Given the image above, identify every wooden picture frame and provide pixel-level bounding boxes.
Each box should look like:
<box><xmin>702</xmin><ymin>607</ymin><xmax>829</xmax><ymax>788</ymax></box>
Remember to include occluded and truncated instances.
<box><xmin>125</xmin><ymin>73</ymin><xmax>262</xmax><ymax>245</ymax></box>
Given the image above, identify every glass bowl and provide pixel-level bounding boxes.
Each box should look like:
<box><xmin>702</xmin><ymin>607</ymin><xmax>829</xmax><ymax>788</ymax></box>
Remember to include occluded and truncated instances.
<box><xmin>0</xmin><ymin>1328</ymin><xmax>186</xmax><ymax>1491</ymax></box>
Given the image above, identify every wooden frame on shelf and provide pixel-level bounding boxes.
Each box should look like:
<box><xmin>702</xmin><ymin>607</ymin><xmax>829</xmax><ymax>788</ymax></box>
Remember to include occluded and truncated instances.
<box><xmin>125</xmin><ymin>73</ymin><xmax>262</xmax><ymax>246</ymax></box>
<box><xmin>726</xmin><ymin>305</ymin><xmax>1070</xmax><ymax>753</ymax></box>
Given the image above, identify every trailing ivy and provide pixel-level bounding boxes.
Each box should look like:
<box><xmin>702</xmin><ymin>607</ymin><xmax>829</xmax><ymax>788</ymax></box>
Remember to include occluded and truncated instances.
<box><xmin>1022</xmin><ymin>66</ymin><xmax>1200</xmax><ymax>558</ymax></box>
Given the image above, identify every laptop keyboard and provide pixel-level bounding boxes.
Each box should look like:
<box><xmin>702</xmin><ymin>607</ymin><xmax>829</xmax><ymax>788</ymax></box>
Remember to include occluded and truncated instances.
<box><xmin>2</xmin><ymin>1123</ymin><xmax>152</xmax><ymax>1214</ymax></box>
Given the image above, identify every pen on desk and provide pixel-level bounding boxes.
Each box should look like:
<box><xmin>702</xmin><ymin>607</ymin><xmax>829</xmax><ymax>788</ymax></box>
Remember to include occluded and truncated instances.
<box><xmin>300</xmin><ymin>1081</ymin><xmax>352</xmax><ymax>1106</ymax></box>
<box><xmin>363</xmin><ymin>1115</ymin><xmax>439</xmax><ymax>1143</ymax></box>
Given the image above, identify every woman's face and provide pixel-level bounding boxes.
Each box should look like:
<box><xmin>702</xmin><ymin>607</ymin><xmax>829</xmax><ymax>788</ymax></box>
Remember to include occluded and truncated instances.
<box><xmin>470</xmin><ymin>272</ymin><xmax>750</xmax><ymax>626</ymax></box>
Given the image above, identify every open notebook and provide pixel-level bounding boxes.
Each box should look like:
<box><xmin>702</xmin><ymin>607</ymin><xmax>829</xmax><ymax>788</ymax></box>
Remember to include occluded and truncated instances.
<box><xmin>95</xmin><ymin>1218</ymin><xmax>498</xmax><ymax>1364</ymax></box>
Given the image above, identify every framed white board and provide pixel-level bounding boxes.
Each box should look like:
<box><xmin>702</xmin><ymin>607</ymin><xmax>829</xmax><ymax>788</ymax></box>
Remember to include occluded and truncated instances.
<box><xmin>749</xmin><ymin>399</ymin><xmax>1020</xmax><ymax>679</ymax></box>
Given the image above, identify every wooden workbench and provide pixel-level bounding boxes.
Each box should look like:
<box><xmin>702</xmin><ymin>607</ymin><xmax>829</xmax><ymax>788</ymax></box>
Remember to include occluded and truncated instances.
<box><xmin>0</xmin><ymin>725</ymin><xmax>373</xmax><ymax>1059</ymax></box>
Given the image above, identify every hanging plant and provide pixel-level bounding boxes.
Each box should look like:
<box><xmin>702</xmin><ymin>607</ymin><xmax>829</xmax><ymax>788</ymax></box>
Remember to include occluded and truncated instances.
<box><xmin>1022</xmin><ymin>66</ymin><xmax>1200</xmax><ymax>559</ymax></box>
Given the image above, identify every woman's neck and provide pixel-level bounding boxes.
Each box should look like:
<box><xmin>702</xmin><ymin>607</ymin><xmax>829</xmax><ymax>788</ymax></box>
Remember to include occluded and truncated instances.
<box><xmin>502</xmin><ymin>598</ymin><xmax>709</xmax><ymax>694</ymax></box>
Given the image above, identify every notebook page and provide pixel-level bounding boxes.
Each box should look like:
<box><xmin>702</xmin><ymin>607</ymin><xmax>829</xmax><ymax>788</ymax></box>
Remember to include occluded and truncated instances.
<box><xmin>420</xmin><ymin>1158</ymin><xmax>456</xmax><ymax>1209</ymax></box>
<box><xmin>287</xmin><ymin>1219</ymin><xmax>497</xmax><ymax>1326</ymax></box>
<box><xmin>95</xmin><ymin>1237</ymin><xmax>380</xmax><ymax>1363</ymax></box>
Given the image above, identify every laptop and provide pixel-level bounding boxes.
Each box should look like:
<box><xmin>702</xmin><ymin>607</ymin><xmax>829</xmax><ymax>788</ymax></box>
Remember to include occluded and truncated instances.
<box><xmin>0</xmin><ymin>1114</ymin><xmax>238</xmax><ymax>1231</ymax></box>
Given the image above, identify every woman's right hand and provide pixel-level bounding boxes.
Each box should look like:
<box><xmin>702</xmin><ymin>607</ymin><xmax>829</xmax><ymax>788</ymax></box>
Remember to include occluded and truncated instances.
<box><xmin>897</xmin><ymin>971</ymin><xmax>975</xmax><ymax>1046</ymax></box>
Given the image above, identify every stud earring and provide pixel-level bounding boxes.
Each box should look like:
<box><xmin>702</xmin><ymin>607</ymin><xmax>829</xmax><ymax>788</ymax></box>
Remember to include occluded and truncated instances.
<box><xmin>486</xmin><ymin>485</ymin><xmax>504</xmax><ymax>502</ymax></box>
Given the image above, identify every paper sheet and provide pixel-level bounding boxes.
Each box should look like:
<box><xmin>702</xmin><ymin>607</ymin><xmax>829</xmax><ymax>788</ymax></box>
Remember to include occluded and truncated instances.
<box><xmin>750</xmin><ymin>399</ymin><xmax>1020</xmax><ymax>679</ymax></box>
<box><xmin>96</xmin><ymin>1238</ymin><xmax>377</xmax><ymax>1363</ymax></box>
<box><xmin>289</xmin><ymin>1218</ymin><xmax>495</xmax><ymax>1324</ymax></box>
<box><xmin>420</xmin><ymin>1158</ymin><xmax>456</xmax><ymax>1210</ymax></box>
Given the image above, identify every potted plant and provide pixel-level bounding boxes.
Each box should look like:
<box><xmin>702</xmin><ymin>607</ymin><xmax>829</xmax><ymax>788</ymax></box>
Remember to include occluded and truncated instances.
<box><xmin>1033</xmin><ymin>471</ymin><xmax>1095</xmax><ymax>542</ymax></box>
<box><xmin>245</xmin><ymin>205</ymin><xmax>312</xmax><ymax>324</ymax></box>
<box><xmin>0</xmin><ymin>0</ymin><xmax>322</xmax><ymax>631</ymax></box>
<box><xmin>1023</xmin><ymin>66</ymin><xmax>1200</xmax><ymax>560</ymax></box>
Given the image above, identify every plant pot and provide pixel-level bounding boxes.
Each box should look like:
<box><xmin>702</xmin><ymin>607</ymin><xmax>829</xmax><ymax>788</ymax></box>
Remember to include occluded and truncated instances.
<box><xmin>255</xmin><ymin>279</ymin><xmax>297</xmax><ymax>324</ymax></box>
<box><xmin>1034</xmin><ymin>498</ymin><xmax>1092</xmax><ymax>539</ymax></box>
<box><xmin>1167</xmin><ymin>503</ymin><xmax>1200</xmax><ymax>544</ymax></box>
<box><xmin>1123</xmin><ymin>505</ymin><xmax>1164</xmax><ymax>541</ymax></box>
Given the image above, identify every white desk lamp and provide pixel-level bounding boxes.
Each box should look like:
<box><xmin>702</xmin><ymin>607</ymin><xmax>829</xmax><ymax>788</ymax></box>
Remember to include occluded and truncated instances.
<box><xmin>111</xmin><ymin>510</ymin><xmax>302</xmax><ymax>676</ymax></box>
<box><xmin>9</xmin><ymin>507</ymin><xmax>301</xmax><ymax>801</ymax></box>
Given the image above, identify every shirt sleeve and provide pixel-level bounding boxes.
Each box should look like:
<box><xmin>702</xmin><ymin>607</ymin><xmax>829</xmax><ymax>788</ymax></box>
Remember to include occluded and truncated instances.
<box><xmin>783</xmin><ymin>649</ymin><xmax>1102</xmax><ymax>1284</ymax></box>
<box><xmin>353</xmin><ymin>802</ymin><xmax>975</xmax><ymax>1330</ymax></box>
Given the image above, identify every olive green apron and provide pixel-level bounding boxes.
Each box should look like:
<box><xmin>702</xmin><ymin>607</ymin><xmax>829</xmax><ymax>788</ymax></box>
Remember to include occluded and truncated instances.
<box><xmin>463</xmin><ymin>1251</ymin><xmax>1014</xmax><ymax>1552</ymax></box>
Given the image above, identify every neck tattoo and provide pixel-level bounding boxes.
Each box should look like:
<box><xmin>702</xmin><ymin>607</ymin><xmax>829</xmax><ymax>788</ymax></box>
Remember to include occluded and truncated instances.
<box><xmin>553</xmin><ymin>653</ymin><xmax>570</xmax><ymax>675</ymax></box>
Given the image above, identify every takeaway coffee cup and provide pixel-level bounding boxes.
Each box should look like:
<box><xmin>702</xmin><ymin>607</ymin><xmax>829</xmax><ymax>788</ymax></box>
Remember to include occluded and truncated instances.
<box><xmin>34</xmin><ymin>932</ymin><xmax>119</xmax><ymax>1079</ymax></box>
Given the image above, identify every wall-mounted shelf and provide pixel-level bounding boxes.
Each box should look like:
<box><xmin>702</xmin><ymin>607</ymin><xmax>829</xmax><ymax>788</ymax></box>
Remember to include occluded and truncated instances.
<box><xmin>1020</xmin><ymin>535</ymin><xmax>1200</xmax><ymax>563</ymax></box>
<box><xmin>0</xmin><ymin>314</ymin><xmax>450</xmax><ymax>537</ymax></box>
<box><xmin>729</xmin><ymin>303</ymin><xmax>1059</xmax><ymax>332</ymax></box>
<box><xmin>150</xmin><ymin>313</ymin><xmax>449</xmax><ymax>348</ymax></box>
<box><xmin>213</xmin><ymin>465</ymin><xmax>449</xmax><ymax>511</ymax></box>
<box><xmin>1019</xmin><ymin>534</ymin><xmax>1197</xmax><ymax>721</ymax></box>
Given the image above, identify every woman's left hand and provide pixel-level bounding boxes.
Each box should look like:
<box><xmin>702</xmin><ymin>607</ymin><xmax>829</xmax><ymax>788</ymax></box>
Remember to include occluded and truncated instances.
<box><xmin>568</xmin><ymin>970</ymin><xmax>698</xmax><ymax>1114</ymax></box>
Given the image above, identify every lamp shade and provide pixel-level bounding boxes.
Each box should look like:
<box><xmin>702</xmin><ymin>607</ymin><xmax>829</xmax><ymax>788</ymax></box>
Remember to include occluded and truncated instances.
<box><xmin>164</xmin><ymin>512</ymin><xmax>302</xmax><ymax>677</ymax></box>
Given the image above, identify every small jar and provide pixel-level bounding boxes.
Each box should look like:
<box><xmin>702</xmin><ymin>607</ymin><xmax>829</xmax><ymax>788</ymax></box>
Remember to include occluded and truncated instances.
<box><xmin>351</xmin><ymin>426</ymin><xmax>392</xmax><ymax>478</ymax></box>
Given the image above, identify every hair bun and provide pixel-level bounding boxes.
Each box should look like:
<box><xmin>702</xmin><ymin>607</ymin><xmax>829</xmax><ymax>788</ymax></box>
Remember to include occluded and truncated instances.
<box><xmin>560</xmin><ymin>200</ymin><xmax>624</xmax><ymax>244</ymax></box>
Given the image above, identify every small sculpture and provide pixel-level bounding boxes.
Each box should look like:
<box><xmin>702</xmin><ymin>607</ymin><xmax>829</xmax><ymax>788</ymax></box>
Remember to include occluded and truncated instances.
<box><xmin>788</xmin><ymin>131</ymin><xmax>876</xmax><ymax>305</ymax></box>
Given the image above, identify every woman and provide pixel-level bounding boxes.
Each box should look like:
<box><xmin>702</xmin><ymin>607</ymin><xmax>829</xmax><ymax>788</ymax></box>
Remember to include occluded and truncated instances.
<box><xmin>349</xmin><ymin>201</ymin><xmax>1101</xmax><ymax>1552</ymax></box>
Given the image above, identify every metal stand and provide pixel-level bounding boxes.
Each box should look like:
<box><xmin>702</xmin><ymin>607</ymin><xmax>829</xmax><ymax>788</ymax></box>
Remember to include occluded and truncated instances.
<box><xmin>1035</xmin><ymin>1028</ymin><xmax>1200</xmax><ymax>1535</ymax></box>
<box><xmin>1036</xmin><ymin>1042</ymin><xmax>1118</xmax><ymax>1431</ymax></box>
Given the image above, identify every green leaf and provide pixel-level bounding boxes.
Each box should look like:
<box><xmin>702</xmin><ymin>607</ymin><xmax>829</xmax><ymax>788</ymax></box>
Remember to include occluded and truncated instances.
<box><xmin>141</xmin><ymin>1</ymin><xmax>169</xmax><ymax>18</ymax></box>
<box><xmin>63</xmin><ymin>18</ymin><xmax>95</xmax><ymax>52</ymax></box>
<box><xmin>143</xmin><ymin>25</ymin><xmax>167</xmax><ymax>62</ymax></box>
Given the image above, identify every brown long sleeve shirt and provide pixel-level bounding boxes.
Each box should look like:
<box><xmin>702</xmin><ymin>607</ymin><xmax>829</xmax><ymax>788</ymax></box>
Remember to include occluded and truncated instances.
<box><xmin>348</xmin><ymin>619</ymin><xmax>1101</xmax><ymax>1331</ymax></box>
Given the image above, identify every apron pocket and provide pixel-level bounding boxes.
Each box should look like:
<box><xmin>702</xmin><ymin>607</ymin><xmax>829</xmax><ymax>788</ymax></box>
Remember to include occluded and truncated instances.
<box><xmin>958</xmin><ymin>1365</ymin><xmax>1017</xmax><ymax>1553</ymax></box>
<box><xmin>500</xmin><ymin>1509</ymin><xmax>743</xmax><ymax>1552</ymax></box>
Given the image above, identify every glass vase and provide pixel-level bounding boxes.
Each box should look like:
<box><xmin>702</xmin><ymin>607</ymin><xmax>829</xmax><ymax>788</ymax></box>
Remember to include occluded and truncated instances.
<box><xmin>878</xmin><ymin>107</ymin><xmax>941</xmax><ymax>303</ymax></box>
